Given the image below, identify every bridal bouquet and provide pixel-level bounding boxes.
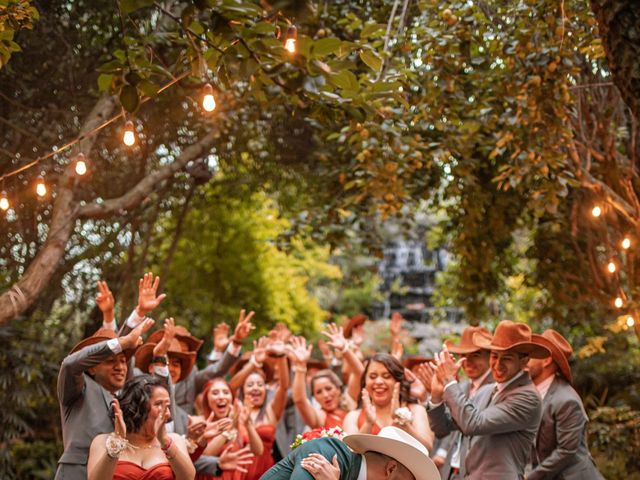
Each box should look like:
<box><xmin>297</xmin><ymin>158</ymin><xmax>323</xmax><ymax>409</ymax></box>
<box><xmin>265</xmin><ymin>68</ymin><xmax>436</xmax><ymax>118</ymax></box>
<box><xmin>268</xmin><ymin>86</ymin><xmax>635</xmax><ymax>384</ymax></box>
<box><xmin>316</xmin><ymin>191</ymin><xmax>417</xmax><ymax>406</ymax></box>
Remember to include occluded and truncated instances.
<box><xmin>290</xmin><ymin>426</ymin><xmax>345</xmax><ymax>450</ymax></box>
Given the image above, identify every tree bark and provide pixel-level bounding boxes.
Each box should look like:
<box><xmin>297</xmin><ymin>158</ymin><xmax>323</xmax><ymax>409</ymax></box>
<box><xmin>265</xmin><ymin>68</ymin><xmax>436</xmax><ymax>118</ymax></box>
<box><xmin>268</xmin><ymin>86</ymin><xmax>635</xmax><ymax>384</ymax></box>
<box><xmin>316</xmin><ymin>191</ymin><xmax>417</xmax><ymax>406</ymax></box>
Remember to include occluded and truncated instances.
<box><xmin>590</xmin><ymin>0</ymin><xmax>640</xmax><ymax>118</ymax></box>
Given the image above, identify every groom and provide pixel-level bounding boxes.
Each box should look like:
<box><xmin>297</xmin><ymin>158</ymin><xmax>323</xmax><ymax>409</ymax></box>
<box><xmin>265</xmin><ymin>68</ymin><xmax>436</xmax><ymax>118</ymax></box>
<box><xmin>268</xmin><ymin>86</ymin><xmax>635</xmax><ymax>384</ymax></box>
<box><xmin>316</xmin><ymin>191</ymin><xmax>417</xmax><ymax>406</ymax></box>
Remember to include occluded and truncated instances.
<box><xmin>261</xmin><ymin>426</ymin><xmax>440</xmax><ymax>480</ymax></box>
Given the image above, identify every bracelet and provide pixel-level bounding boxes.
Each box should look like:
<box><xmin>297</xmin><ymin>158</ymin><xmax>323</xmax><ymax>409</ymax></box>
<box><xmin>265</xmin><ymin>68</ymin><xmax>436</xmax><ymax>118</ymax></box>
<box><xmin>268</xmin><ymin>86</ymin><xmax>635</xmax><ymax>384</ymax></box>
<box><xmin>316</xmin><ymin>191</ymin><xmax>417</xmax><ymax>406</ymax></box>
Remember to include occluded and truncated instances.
<box><xmin>105</xmin><ymin>433</ymin><xmax>129</xmax><ymax>459</ymax></box>
<box><xmin>392</xmin><ymin>407</ymin><xmax>414</xmax><ymax>426</ymax></box>
<box><xmin>184</xmin><ymin>436</ymin><xmax>198</xmax><ymax>454</ymax></box>
<box><xmin>161</xmin><ymin>438</ymin><xmax>172</xmax><ymax>451</ymax></box>
<box><xmin>221</xmin><ymin>428</ymin><xmax>238</xmax><ymax>442</ymax></box>
<box><xmin>151</xmin><ymin>355</ymin><xmax>168</xmax><ymax>365</ymax></box>
<box><xmin>294</xmin><ymin>365</ymin><xmax>307</xmax><ymax>373</ymax></box>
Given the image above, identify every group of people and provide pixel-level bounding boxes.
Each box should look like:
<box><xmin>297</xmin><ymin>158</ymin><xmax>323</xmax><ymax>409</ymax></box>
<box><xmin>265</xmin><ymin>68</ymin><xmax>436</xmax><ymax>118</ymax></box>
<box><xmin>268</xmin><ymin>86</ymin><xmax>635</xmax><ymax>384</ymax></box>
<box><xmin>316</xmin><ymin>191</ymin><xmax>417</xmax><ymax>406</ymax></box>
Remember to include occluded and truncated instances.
<box><xmin>54</xmin><ymin>272</ymin><xmax>604</xmax><ymax>480</ymax></box>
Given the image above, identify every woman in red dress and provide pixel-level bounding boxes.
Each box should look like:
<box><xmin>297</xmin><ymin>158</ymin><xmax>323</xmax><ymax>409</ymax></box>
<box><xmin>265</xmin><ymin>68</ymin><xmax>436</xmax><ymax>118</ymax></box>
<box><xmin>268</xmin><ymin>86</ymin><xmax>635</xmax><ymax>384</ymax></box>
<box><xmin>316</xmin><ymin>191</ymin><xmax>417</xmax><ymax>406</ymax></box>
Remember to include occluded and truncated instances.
<box><xmin>238</xmin><ymin>343</ymin><xmax>289</xmax><ymax>480</ymax></box>
<box><xmin>289</xmin><ymin>336</ymin><xmax>350</xmax><ymax>429</ymax></box>
<box><xmin>87</xmin><ymin>375</ymin><xmax>195</xmax><ymax>480</ymax></box>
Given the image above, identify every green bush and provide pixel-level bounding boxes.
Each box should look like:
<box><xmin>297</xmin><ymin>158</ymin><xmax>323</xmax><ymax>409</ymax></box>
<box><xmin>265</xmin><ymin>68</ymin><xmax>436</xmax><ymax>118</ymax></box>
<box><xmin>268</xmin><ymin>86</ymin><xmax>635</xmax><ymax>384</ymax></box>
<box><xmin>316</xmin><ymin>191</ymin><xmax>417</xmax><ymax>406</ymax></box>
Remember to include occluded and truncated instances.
<box><xmin>9</xmin><ymin>440</ymin><xmax>62</xmax><ymax>480</ymax></box>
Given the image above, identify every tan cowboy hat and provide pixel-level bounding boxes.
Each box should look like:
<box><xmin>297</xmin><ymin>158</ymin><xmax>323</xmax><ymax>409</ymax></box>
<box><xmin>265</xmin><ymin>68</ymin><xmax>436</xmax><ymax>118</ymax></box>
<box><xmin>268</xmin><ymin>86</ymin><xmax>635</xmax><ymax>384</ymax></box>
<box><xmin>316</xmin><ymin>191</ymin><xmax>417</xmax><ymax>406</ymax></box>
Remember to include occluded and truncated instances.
<box><xmin>135</xmin><ymin>338</ymin><xmax>196</xmax><ymax>382</ymax></box>
<box><xmin>147</xmin><ymin>325</ymin><xmax>203</xmax><ymax>353</ymax></box>
<box><xmin>344</xmin><ymin>426</ymin><xmax>440</xmax><ymax>480</ymax></box>
<box><xmin>531</xmin><ymin>329</ymin><xmax>573</xmax><ymax>385</ymax></box>
<box><xmin>70</xmin><ymin>328</ymin><xmax>137</xmax><ymax>359</ymax></box>
<box><xmin>445</xmin><ymin>326</ymin><xmax>492</xmax><ymax>354</ymax></box>
<box><xmin>343</xmin><ymin>314</ymin><xmax>368</xmax><ymax>339</ymax></box>
<box><xmin>472</xmin><ymin>320</ymin><xmax>550</xmax><ymax>359</ymax></box>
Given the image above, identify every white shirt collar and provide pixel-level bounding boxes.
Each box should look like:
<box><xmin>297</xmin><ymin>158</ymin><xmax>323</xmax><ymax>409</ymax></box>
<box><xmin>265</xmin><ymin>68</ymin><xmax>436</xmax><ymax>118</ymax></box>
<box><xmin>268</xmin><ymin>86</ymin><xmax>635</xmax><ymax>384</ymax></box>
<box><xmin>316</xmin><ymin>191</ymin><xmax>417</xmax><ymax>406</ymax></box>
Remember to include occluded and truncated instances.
<box><xmin>470</xmin><ymin>369</ymin><xmax>492</xmax><ymax>396</ymax></box>
<box><xmin>357</xmin><ymin>454</ymin><xmax>367</xmax><ymax>480</ymax></box>
<box><xmin>496</xmin><ymin>370</ymin><xmax>526</xmax><ymax>393</ymax></box>
<box><xmin>535</xmin><ymin>375</ymin><xmax>555</xmax><ymax>399</ymax></box>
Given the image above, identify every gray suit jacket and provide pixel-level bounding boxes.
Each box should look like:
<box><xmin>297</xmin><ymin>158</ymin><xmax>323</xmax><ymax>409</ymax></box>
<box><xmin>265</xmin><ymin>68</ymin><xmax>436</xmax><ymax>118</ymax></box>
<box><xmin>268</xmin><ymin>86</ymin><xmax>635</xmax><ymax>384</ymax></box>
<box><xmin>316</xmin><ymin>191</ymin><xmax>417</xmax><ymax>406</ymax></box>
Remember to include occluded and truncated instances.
<box><xmin>438</xmin><ymin>373</ymin><xmax>495</xmax><ymax>480</ymax></box>
<box><xmin>529</xmin><ymin>377</ymin><xmax>603</xmax><ymax>480</ymax></box>
<box><xmin>429</xmin><ymin>371</ymin><xmax>541</xmax><ymax>479</ymax></box>
<box><xmin>175</xmin><ymin>348</ymin><xmax>240</xmax><ymax>414</ymax></box>
<box><xmin>55</xmin><ymin>341</ymin><xmax>119</xmax><ymax>480</ymax></box>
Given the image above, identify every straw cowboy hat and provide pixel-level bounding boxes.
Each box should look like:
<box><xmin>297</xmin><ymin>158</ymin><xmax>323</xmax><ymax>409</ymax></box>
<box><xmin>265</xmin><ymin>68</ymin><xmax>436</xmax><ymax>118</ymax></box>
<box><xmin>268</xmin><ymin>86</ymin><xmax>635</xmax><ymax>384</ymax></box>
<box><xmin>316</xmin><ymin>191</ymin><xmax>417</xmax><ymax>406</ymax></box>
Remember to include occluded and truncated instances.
<box><xmin>345</xmin><ymin>426</ymin><xmax>440</xmax><ymax>480</ymax></box>
<box><xmin>70</xmin><ymin>328</ymin><xmax>138</xmax><ymax>359</ymax></box>
<box><xmin>472</xmin><ymin>320</ymin><xmax>550</xmax><ymax>359</ymax></box>
<box><xmin>343</xmin><ymin>314</ymin><xmax>368</xmax><ymax>339</ymax></box>
<box><xmin>445</xmin><ymin>326</ymin><xmax>493</xmax><ymax>354</ymax></box>
<box><xmin>147</xmin><ymin>325</ymin><xmax>203</xmax><ymax>353</ymax></box>
<box><xmin>135</xmin><ymin>338</ymin><xmax>196</xmax><ymax>383</ymax></box>
<box><xmin>531</xmin><ymin>329</ymin><xmax>573</xmax><ymax>385</ymax></box>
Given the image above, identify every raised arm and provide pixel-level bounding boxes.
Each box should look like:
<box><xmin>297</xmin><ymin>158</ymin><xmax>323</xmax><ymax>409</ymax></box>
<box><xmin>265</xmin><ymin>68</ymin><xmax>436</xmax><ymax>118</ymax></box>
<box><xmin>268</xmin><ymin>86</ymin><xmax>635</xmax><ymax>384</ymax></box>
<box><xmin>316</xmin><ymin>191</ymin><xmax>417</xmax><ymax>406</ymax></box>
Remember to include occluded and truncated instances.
<box><xmin>289</xmin><ymin>336</ymin><xmax>323</xmax><ymax>428</ymax></box>
<box><xmin>266</xmin><ymin>342</ymin><xmax>290</xmax><ymax>425</ymax></box>
<box><xmin>87</xmin><ymin>399</ymin><xmax>127</xmax><ymax>480</ymax></box>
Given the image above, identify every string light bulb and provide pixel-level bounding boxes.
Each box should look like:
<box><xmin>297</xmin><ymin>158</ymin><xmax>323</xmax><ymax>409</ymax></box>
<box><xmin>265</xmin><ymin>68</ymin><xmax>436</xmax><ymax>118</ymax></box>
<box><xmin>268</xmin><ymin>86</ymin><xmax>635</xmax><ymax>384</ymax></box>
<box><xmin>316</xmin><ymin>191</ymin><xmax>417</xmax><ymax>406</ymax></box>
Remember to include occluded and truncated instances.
<box><xmin>614</xmin><ymin>297</ymin><xmax>623</xmax><ymax>308</ymax></box>
<box><xmin>123</xmin><ymin>121</ymin><xmax>136</xmax><ymax>146</ymax></box>
<box><xmin>75</xmin><ymin>153</ymin><xmax>87</xmax><ymax>175</ymax></box>
<box><xmin>607</xmin><ymin>261</ymin><xmax>617</xmax><ymax>273</ymax></box>
<box><xmin>622</xmin><ymin>237</ymin><xmax>631</xmax><ymax>250</ymax></box>
<box><xmin>627</xmin><ymin>315</ymin><xmax>635</xmax><ymax>328</ymax></box>
<box><xmin>36</xmin><ymin>176</ymin><xmax>47</xmax><ymax>197</ymax></box>
<box><xmin>202</xmin><ymin>83</ymin><xmax>216</xmax><ymax>112</ymax></box>
<box><xmin>284</xmin><ymin>25</ymin><xmax>297</xmax><ymax>53</ymax></box>
<box><xmin>591</xmin><ymin>205</ymin><xmax>602</xmax><ymax>217</ymax></box>
<box><xmin>0</xmin><ymin>191</ymin><xmax>9</xmax><ymax>211</ymax></box>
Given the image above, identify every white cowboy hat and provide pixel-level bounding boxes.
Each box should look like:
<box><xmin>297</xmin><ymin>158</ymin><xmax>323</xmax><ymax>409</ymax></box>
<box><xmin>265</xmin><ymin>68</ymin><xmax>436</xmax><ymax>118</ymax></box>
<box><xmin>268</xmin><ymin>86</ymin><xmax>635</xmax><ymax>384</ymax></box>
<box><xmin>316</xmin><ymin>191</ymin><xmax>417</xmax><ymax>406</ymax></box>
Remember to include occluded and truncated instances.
<box><xmin>344</xmin><ymin>426</ymin><xmax>440</xmax><ymax>480</ymax></box>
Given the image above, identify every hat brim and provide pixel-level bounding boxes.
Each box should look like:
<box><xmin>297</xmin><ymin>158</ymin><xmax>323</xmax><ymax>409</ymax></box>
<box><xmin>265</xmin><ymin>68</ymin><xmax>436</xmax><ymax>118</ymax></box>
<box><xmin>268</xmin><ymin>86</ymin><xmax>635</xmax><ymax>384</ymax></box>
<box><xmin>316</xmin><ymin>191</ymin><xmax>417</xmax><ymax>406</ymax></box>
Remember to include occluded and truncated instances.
<box><xmin>344</xmin><ymin>433</ymin><xmax>440</xmax><ymax>480</ymax></box>
<box><xmin>445</xmin><ymin>339</ymin><xmax>482</xmax><ymax>354</ymax></box>
<box><xmin>473</xmin><ymin>333</ymin><xmax>550</xmax><ymax>359</ymax></box>
<box><xmin>135</xmin><ymin>343</ymin><xmax>196</xmax><ymax>382</ymax></box>
<box><xmin>71</xmin><ymin>336</ymin><xmax>137</xmax><ymax>360</ymax></box>
<box><xmin>148</xmin><ymin>329</ymin><xmax>204</xmax><ymax>353</ymax></box>
<box><xmin>531</xmin><ymin>335</ymin><xmax>573</xmax><ymax>384</ymax></box>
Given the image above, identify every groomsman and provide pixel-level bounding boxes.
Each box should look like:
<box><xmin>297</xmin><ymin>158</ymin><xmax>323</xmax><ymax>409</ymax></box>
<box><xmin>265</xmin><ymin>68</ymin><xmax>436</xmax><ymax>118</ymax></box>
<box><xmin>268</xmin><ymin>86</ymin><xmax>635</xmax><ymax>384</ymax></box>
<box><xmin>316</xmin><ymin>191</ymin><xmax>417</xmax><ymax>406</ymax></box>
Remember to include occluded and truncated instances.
<box><xmin>428</xmin><ymin>320</ymin><xmax>550</xmax><ymax>479</ymax></box>
<box><xmin>528</xmin><ymin>330</ymin><xmax>604</xmax><ymax>480</ymax></box>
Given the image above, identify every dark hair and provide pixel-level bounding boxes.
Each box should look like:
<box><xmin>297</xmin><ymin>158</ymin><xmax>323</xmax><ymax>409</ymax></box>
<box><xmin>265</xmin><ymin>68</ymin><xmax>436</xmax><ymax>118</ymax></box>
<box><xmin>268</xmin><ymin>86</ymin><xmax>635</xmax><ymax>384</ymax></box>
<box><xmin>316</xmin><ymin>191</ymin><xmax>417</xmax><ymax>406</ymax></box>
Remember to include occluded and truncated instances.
<box><xmin>359</xmin><ymin>353</ymin><xmax>413</xmax><ymax>407</ymax></box>
<box><xmin>310</xmin><ymin>369</ymin><xmax>343</xmax><ymax>394</ymax></box>
<box><xmin>113</xmin><ymin>375</ymin><xmax>168</xmax><ymax>433</ymax></box>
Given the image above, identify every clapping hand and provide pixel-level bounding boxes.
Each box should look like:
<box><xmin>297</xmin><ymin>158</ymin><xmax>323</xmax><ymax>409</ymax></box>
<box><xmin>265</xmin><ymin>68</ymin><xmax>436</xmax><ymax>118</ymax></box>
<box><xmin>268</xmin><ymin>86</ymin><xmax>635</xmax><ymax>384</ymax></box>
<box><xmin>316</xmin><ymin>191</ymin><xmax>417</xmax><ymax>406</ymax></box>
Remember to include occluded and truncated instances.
<box><xmin>136</xmin><ymin>272</ymin><xmax>166</xmax><ymax>317</ymax></box>
<box><xmin>112</xmin><ymin>399</ymin><xmax>126</xmax><ymax>437</ymax></box>
<box><xmin>361</xmin><ymin>388</ymin><xmax>377</xmax><ymax>426</ymax></box>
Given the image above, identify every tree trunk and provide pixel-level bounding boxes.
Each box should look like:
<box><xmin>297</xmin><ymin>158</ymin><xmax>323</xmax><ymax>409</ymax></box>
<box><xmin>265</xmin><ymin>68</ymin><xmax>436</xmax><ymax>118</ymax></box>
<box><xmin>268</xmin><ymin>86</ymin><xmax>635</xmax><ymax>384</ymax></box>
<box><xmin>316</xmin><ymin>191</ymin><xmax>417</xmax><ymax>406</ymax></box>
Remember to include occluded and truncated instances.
<box><xmin>590</xmin><ymin>0</ymin><xmax>640</xmax><ymax>118</ymax></box>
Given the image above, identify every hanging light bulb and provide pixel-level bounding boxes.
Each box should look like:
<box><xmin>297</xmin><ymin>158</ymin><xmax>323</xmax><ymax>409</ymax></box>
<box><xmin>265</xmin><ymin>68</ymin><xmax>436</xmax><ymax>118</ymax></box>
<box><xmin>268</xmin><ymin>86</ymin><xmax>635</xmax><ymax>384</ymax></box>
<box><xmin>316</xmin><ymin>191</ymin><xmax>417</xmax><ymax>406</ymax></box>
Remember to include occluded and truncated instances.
<box><xmin>607</xmin><ymin>261</ymin><xmax>617</xmax><ymax>273</ymax></box>
<box><xmin>36</xmin><ymin>176</ymin><xmax>47</xmax><ymax>197</ymax></box>
<box><xmin>284</xmin><ymin>25</ymin><xmax>297</xmax><ymax>54</ymax></box>
<box><xmin>202</xmin><ymin>83</ymin><xmax>216</xmax><ymax>112</ymax></box>
<box><xmin>75</xmin><ymin>153</ymin><xmax>87</xmax><ymax>175</ymax></box>
<box><xmin>591</xmin><ymin>205</ymin><xmax>602</xmax><ymax>217</ymax></box>
<box><xmin>614</xmin><ymin>297</ymin><xmax>623</xmax><ymax>308</ymax></box>
<box><xmin>123</xmin><ymin>120</ymin><xmax>136</xmax><ymax>146</ymax></box>
<box><xmin>622</xmin><ymin>237</ymin><xmax>631</xmax><ymax>250</ymax></box>
<box><xmin>627</xmin><ymin>315</ymin><xmax>635</xmax><ymax>327</ymax></box>
<box><xmin>0</xmin><ymin>190</ymin><xmax>9</xmax><ymax>211</ymax></box>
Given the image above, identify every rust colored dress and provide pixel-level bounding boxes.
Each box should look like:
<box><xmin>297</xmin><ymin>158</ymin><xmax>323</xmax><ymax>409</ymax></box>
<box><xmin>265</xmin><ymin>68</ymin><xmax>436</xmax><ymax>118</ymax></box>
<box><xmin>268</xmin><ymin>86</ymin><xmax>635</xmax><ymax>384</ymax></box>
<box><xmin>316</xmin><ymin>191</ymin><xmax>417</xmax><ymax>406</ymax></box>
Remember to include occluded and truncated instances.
<box><xmin>243</xmin><ymin>424</ymin><xmax>276</xmax><ymax>480</ymax></box>
<box><xmin>323</xmin><ymin>409</ymin><xmax>347</xmax><ymax>428</ymax></box>
<box><xmin>356</xmin><ymin>409</ymin><xmax>382</xmax><ymax>434</ymax></box>
<box><xmin>113</xmin><ymin>461</ymin><xmax>174</xmax><ymax>480</ymax></box>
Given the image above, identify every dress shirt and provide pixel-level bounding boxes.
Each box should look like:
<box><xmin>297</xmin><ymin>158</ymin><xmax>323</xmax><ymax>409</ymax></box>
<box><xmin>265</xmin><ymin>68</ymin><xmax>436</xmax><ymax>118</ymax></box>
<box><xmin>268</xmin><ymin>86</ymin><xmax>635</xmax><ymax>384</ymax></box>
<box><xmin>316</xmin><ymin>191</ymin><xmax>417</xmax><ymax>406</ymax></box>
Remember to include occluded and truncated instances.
<box><xmin>356</xmin><ymin>455</ymin><xmax>367</xmax><ymax>480</ymax></box>
<box><xmin>534</xmin><ymin>375</ymin><xmax>555</xmax><ymax>400</ymax></box>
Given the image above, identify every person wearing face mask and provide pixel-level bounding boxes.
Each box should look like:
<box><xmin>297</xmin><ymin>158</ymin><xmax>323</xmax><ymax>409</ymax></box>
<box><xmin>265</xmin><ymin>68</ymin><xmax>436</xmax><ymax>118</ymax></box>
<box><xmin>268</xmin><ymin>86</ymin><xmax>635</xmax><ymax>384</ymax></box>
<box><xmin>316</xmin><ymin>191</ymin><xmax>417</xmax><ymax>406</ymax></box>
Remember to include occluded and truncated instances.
<box><xmin>87</xmin><ymin>375</ymin><xmax>195</xmax><ymax>480</ymax></box>
<box><xmin>237</xmin><ymin>346</ymin><xmax>289</xmax><ymax>480</ymax></box>
<box><xmin>427</xmin><ymin>320</ymin><xmax>550</xmax><ymax>479</ymax></box>
<box><xmin>289</xmin><ymin>336</ymin><xmax>348</xmax><ymax>429</ymax></box>
<box><xmin>261</xmin><ymin>426</ymin><xmax>441</xmax><ymax>480</ymax></box>
<box><xmin>55</xmin><ymin>318</ymin><xmax>155</xmax><ymax>480</ymax></box>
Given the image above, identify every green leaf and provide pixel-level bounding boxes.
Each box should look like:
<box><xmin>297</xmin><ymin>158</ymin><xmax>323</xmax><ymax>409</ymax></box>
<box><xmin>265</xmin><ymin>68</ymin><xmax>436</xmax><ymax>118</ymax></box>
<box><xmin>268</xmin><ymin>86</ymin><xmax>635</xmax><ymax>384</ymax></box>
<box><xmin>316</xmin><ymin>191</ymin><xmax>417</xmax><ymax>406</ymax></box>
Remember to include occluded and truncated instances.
<box><xmin>312</xmin><ymin>38</ymin><xmax>342</xmax><ymax>57</ymax></box>
<box><xmin>359</xmin><ymin>49</ymin><xmax>382</xmax><ymax>72</ymax></box>
<box><xmin>119</xmin><ymin>0</ymin><xmax>154</xmax><ymax>15</ymax></box>
<box><xmin>97</xmin><ymin>74</ymin><xmax>113</xmax><ymax>92</ymax></box>
<box><xmin>360</xmin><ymin>23</ymin><xmax>386</xmax><ymax>39</ymax></box>
<box><xmin>119</xmin><ymin>84</ymin><xmax>140</xmax><ymax>112</ymax></box>
<box><xmin>328</xmin><ymin>70</ymin><xmax>359</xmax><ymax>90</ymax></box>
<box><xmin>189</xmin><ymin>20</ymin><xmax>205</xmax><ymax>35</ymax></box>
<box><xmin>138</xmin><ymin>80</ymin><xmax>159</xmax><ymax>97</ymax></box>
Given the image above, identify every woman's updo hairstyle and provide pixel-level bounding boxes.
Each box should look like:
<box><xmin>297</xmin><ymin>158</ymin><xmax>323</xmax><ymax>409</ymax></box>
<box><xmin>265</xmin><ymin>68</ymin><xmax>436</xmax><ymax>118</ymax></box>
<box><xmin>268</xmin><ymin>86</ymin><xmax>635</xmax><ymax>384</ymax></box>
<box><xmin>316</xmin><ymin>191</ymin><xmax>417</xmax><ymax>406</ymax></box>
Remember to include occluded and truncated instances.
<box><xmin>359</xmin><ymin>353</ymin><xmax>413</xmax><ymax>406</ymax></box>
<box><xmin>113</xmin><ymin>374</ymin><xmax>168</xmax><ymax>433</ymax></box>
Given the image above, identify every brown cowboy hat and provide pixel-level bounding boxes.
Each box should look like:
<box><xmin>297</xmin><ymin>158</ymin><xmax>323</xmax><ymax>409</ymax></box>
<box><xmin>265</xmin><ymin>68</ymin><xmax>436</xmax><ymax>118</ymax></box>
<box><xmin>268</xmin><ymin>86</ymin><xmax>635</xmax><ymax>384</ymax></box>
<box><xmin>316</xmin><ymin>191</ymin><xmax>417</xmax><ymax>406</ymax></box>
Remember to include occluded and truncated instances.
<box><xmin>147</xmin><ymin>325</ymin><xmax>203</xmax><ymax>353</ymax></box>
<box><xmin>135</xmin><ymin>338</ymin><xmax>196</xmax><ymax>383</ymax></box>
<box><xmin>531</xmin><ymin>329</ymin><xmax>573</xmax><ymax>385</ymax></box>
<box><xmin>307</xmin><ymin>358</ymin><xmax>328</xmax><ymax>371</ymax></box>
<box><xmin>445</xmin><ymin>326</ymin><xmax>493</xmax><ymax>354</ymax></box>
<box><xmin>403</xmin><ymin>355</ymin><xmax>434</xmax><ymax>371</ymax></box>
<box><xmin>229</xmin><ymin>351</ymin><xmax>276</xmax><ymax>383</ymax></box>
<box><xmin>70</xmin><ymin>328</ymin><xmax>138</xmax><ymax>359</ymax></box>
<box><xmin>472</xmin><ymin>320</ymin><xmax>550</xmax><ymax>359</ymax></box>
<box><xmin>343</xmin><ymin>314</ymin><xmax>368</xmax><ymax>339</ymax></box>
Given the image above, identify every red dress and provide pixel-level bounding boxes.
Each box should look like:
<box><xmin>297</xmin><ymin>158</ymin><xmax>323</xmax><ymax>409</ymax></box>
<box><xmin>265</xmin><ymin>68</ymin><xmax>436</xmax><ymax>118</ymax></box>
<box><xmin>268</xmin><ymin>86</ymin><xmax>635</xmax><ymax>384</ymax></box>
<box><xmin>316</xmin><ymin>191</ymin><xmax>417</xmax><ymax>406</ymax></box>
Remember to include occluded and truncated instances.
<box><xmin>243</xmin><ymin>424</ymin><xmax>276</xmax><ymax>480</ymax></box>
<box><xmin>113</xmin><ymin>461</ymin><xmax>174</xmax><ymax>480</ymax></box>
<box><xmin>323</xmin><ymin>409</ymin><xmax>347</xmax><ymax>428</ymax></box>
<box><xmin>356</xmin><ymin>409</ymin><xmax>381</xmax><ymax>434</ymax></box>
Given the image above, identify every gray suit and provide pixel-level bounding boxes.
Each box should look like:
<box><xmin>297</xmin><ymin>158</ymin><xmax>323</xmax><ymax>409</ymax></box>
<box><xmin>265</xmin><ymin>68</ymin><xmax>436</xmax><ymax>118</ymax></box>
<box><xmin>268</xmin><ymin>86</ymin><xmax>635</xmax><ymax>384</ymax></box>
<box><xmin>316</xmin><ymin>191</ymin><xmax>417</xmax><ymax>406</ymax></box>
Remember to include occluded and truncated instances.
<box><xmin>55</xmin><ymin>341</ymin><xmax>119</xmax><ymax>480</ymax></box>
<box><xmin>429</xmin><ymin>371</ymin><xmax>541</xmax><ymax>479</ymax></box>
<box><xmin>438</xmin><ymin>374</ymin><xmax>495</xmax><ymax>480</ymax></box>
<box><xmin>529</xmin><ymin>377</ymin><xmax>603</xmax><ymax>480</ymax></box>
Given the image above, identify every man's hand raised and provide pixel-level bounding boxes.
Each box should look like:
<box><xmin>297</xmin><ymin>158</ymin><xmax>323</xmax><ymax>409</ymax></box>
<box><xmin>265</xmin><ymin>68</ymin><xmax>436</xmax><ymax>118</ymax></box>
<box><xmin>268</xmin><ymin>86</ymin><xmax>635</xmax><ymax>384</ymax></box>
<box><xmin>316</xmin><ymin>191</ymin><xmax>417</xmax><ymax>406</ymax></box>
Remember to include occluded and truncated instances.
<box><xmin>119</xmin><ymin>318</ymin><xmax>154</xmax><ymax>350</ymax></box>
<box><xmin>136</xmin><ymin>272</ymin><xmax>166</xmax><ymax>317</ymax></box>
